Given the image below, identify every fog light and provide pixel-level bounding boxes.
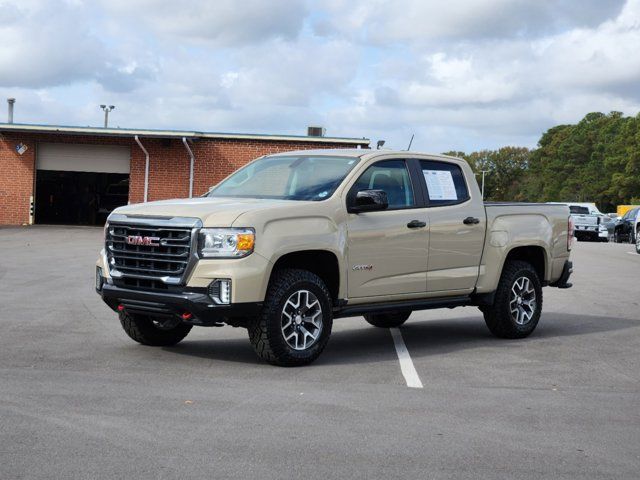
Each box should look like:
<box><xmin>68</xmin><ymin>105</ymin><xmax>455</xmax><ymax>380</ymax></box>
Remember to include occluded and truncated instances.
<box><xmin>96</xmin><ymin>266</ymin><xmax>104</xmax><ymax>291</ymax></box>
<box><xmin>208</xmin><ymin>279</ymin><xmax>232</xmax><ymax>305</ymax></box>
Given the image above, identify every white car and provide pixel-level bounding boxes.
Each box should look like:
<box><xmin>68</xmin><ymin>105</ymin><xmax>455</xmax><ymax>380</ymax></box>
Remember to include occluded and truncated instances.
<box><xmin>548</xmin><ymin>203</ymin><xmax>606</xmax><ymax>242</ymax></box>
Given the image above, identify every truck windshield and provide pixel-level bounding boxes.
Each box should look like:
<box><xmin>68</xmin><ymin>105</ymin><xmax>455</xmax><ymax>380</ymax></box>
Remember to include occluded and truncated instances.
<box><xmin>208</xmin><ymin>155</ymin><xmax>359</xmax><ymax>201</ymax></box>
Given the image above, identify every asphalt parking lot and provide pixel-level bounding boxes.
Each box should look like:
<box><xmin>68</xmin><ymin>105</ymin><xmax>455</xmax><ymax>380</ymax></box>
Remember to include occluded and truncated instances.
<box><xmin>1</xmin><ymin>226</ymin><xmax>639</xmax><ymax>479</ymax></box>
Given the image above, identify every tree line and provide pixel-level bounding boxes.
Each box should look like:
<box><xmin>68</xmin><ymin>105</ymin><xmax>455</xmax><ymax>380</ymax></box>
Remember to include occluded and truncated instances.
<box><xmin>445</xmin><ymin>111</ymin><xmax>640</xmax><ymax>212</ymax></box>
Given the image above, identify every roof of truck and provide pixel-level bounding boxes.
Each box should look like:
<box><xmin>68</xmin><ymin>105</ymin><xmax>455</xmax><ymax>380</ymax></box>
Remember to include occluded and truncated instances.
<box><xmin>270</xmin><ymin>148</ymin><xmax>463</xmax><ymax>161</ymax></box>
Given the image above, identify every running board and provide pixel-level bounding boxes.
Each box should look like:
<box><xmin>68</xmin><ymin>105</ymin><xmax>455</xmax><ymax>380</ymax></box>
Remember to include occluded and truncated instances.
<box><xmin>333</xmin><ymin>295</ymin><xmax>471</xmax><ymax>318</ymax></box>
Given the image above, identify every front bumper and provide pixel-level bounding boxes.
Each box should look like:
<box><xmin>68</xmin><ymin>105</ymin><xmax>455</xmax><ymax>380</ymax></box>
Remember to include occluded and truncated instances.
<box><xmin>98</xmin><ymin>282</ymin><xmax>262</xmax><ymax>326</ymax></box>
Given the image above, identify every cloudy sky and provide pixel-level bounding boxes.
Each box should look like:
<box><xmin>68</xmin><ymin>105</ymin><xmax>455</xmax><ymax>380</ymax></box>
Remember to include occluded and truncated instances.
<box><xmin>0</xmin><ymin>0</ymin><xmax>639</xmax><ymax>152</ymax></box>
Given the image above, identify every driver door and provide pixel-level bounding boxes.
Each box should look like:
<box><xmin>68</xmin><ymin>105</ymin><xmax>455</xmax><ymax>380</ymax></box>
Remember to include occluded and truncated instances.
<box><xmin>346</xmin><ymin>159</ymin><xmax>429</xmax><ymax>299</ymax></box>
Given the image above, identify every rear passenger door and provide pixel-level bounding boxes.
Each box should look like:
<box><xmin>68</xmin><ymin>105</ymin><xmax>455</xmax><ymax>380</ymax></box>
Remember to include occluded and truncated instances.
<box><xmin>417</xmin><ymin>159</ymin><xmax>486</xmax><ymax>294</ymax></box>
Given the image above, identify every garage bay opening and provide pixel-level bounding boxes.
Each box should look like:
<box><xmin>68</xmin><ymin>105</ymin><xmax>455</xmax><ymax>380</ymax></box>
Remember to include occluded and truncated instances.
<box><xmin>34</xmin><ymin>143</ymin><xmax>131</xmax><ymax>226</ymax></box>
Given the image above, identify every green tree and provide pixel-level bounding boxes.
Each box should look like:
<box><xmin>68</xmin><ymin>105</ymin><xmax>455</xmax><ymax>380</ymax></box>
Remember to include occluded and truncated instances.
<box><xmin>443</xmin><ymin>147</ymin><xmax>530</xmax><ymax>201</ymax></box>
<box><xmin>444</xmin><ymin>111</ymin><xmax>640</xmax><ymax>209</ymax></box>
<box><xmin>525</xmin><ymin>111</ymin><xmax>640</xmax><ymax>211</ymax></box>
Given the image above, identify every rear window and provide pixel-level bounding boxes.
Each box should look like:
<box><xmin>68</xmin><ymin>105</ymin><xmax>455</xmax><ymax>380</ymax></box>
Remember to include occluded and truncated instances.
<box><xmin>569</xmin><ymin>206</ymin><xmax>590</xmax><ymax>214</ymax></box>
<box><xmin>419</xmin><ymin>160</ymin><xmax>469</xmax><ymax>206</ymax></box>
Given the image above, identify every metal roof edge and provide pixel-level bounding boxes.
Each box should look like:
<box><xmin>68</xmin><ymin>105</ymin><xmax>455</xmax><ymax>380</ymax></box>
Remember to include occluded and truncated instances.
<box><xmin>0</xmin><ymin>123</ymin><xmax>370</xmax><ymax>145</ymax></box>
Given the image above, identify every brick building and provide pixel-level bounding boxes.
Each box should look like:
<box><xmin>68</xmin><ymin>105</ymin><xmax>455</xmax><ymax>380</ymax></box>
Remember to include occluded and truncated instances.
<box><xmin>0</xmin><ymin>123</ymin><xmax>369</xmax><ymax>226</ymax></box>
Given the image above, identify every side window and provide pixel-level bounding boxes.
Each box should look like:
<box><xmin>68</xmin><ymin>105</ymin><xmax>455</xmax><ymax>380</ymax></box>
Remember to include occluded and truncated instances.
<box><xmin>419</xmin><ymin>160</ymin><xmax>469</xmax><ymax>206</ymax></box>
<box><xmin>351</xmin><ymin>159</ymin><xmax>415</xmax><ymax>209</ymax></box>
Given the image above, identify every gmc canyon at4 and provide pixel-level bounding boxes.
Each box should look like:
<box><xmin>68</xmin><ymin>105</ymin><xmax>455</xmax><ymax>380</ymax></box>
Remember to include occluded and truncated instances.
<box><xmin>96</xmin><ymin>149</ymin><xmax>574</xmax><ymax>366</ymax></box>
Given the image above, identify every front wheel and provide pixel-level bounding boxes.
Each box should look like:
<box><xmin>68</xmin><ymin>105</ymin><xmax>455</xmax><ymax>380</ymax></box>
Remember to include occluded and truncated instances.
<box><xmin>364</xmin><ymin>311</ymin><xmax>411</xmax><ymax>328</ymax></box>
<box><xmin>119</xmin><ymin>311</ymin><xmax>192</xmax><ymax>346</ymax></box>
<box><xmin>248</xmin><ymin>269</ymin><xmax>333</xmax><ymax>366</ymax></box>
<box><xmin>636</xmin><ymin>231</ymin><xmax>640</xmax><ymax>254</ymax></box>
<box><xmin>481</xmin><ymin>260</ymin><xmax>542</xmax><ymax>339</ymax></box>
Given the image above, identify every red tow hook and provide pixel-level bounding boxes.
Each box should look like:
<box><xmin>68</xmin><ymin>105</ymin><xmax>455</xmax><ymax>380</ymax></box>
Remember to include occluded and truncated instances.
<box><xmin>117</xmin><ymin>304</ymin><xmax>125</xmax><ymax>312</ymax></box>
<box><xmin>181</xmin><ymin>312</ymin><xmax>193</xmax><ymax>321</ymax></box>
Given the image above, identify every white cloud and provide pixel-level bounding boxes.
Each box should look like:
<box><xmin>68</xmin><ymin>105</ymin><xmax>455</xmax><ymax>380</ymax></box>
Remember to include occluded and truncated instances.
<box><xmin>1</xmin><ymin>0</ymin><xmax>639</xmax><ymax>154</ymax></box>
<box><xmin>100</xmin><ymin>0</ymin><xmax>309</xmax><ymax>46</ymax></box>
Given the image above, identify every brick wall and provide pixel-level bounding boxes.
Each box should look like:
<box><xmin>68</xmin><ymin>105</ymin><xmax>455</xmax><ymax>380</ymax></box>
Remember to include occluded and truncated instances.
<box><xmin>0</xmin><ymin>131</ymin><xmax>363</xmax><ymax>225</ymax></box>
<box><xmin>0</xmin><ymin>133</ymin><xmax>36</xmax><ymax>225</ymax></box>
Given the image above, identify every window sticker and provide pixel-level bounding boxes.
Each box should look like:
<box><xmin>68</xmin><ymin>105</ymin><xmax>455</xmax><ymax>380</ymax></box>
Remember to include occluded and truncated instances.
<box><xmin>423</xmin><ymin>170</ymin><xmax>458</xmax><ymax>201</ymax></box>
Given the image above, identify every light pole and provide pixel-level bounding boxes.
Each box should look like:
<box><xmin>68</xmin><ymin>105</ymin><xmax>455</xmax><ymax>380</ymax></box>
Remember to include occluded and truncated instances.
<box><xmin>100</xmin><ymin>105</ymin><xmax>115</xmax><ymax>128</ymax></box>
<box><xmin>480</xmin><ymin>170</ymin><xmax>489</xmax><ymax>199</ymax></box>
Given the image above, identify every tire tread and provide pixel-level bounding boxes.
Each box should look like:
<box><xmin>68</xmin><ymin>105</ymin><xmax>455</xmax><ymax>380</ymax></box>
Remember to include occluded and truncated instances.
<box><xmin>248</xmin><ymin>269</ymin><xmax>332</xmax><ymax>366</ymax></box>
<box><xmin>482</xmin><ymin>260</ymin><xmax>542</xmax><ymax>339</ymax></box>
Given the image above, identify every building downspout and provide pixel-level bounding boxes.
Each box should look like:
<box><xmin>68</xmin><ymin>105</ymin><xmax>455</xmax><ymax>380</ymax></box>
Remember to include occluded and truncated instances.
<box><xmin>7</xmin><ymin>98</ymin><xmax>15</xmax><ymax>123</ymax></box>
<box><xmin>182</xmin><ymin>137</ymin><xmax>195</xmax><ymax>198</ymax></box>
<box><xmin>135</xmin><ymin>135</ymin><xmax>150</xmax><ymax>202</ymax></box>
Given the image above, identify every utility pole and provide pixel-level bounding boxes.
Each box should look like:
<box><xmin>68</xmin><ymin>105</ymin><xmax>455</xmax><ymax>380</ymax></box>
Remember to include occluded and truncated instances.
<box><xmin>100</xmin><ymin>105</ymin><xmax>115</xmax><ymax>128</ymax></box>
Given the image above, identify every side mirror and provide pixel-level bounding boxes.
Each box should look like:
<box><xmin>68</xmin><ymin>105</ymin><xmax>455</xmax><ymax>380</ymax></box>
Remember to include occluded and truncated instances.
<box><xmin>348</xmin><ymin>189</ymin><xmax>388</xmax><ymax>213</ymax></box>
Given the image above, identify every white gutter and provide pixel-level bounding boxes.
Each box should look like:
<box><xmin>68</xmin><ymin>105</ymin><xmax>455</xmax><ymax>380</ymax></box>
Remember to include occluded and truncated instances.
<box><xmin>135</xmin><ymin>135</ymin><xmax>150</xmax><ymax>202</ymax></box>
<box><xmin>182</xmin><ymin>137</ymin><xmax>195</xmax><ymax>198</ymax></box>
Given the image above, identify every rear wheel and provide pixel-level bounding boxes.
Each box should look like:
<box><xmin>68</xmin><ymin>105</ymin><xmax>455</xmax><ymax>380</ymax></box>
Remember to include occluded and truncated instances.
<box><xmin>482</xmin><ymin>260</ymin><xmax>542</xmax><ymax>339</ymax></box>
<box><xmin>364</xmin><ymin>311</ymin><xmax>411</xmax><ymax>328</ymax></box>
<box><xmin>248</xmin><ymin>269</ymin><xmax>333</xmax><ymax>366</ymax></box>
<box><xmin>119</xmin><ymin>311</ymin><xmax>192</xmax><ymax>346</ymax></box>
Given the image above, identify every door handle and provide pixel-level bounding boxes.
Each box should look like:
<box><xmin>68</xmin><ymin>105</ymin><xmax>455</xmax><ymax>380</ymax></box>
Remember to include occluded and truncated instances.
<box><xmin>407</xmin><ymin>220</ymin><xmax>426</xmax><ymax>229</ymax></box>
<box><xmin>463</xmin><ymin>217</ymin><xmax>480</xmax><ymax>225</ymax></box>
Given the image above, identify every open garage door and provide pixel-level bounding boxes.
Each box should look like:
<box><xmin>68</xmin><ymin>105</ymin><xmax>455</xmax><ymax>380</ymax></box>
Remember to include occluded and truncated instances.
<box><xmin>35</xmin><ymin>143</ymin><xmax>131</xmax><ymax>225</ymax></box>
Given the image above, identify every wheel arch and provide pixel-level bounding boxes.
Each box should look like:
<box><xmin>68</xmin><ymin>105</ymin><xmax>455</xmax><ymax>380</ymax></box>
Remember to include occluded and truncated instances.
<box><xmin>502</xmin><ymin>245</ymin><xmax>547</xmax><ymax>283</ymax></box>
<box><xmin>268</xmin><ymin>250</ymin><xmax>341</xmax><ymax>303</ymax></box>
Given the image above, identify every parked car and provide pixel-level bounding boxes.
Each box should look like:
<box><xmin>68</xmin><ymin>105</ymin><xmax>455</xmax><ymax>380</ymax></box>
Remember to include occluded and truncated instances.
<box><xmin>614</xmin><ymin>207</ymin><xmax>639</xmax><ymax>244</ymax></box>
<box><xmin>635</xmin><ymin>209</ymin><xmax>640</xmax><ymax>254</ymax></box>
<box><xmin>548</xmin><ymin>203</ymin><xmax>605</xmax><ymax>242</ymax></box>
<box><xmin>547</xmin><ymin>202</ymin><xmax>602</xmax><ymax>215</ymax></box>
<box><xmin>599</xmin><ymin>215</ymin><xmax>617</xmax><ymax>241</ymax></box>
<box><xmin>96</xmin><ymin>149</ymin><xmax>574</xmax><ymax>366</ymax></box>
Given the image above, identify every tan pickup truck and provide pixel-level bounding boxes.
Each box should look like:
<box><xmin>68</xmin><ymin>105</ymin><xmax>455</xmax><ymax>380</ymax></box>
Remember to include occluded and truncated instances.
<box><xmin>96</xmin><ymin>149</ymin><xmax>574</xmax><ymax>366</ymax></box>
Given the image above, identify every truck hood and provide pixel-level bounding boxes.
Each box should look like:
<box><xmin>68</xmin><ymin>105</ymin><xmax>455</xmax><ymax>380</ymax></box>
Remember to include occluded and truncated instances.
<box><xmin>112</xmin><ymin>197</ymin><xmax>295</xmax><ymax>226</ymax></box>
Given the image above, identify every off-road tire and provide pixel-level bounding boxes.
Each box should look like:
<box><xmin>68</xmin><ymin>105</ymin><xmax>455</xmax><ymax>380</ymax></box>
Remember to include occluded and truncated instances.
<box><xmin>119</xmin><ymin>311</ymin><xmax>192</xmax><ymax>346</ymax></box>
<box><xmin>248</xmin><ymin>269</ymin><xmax>333</xmax><ymax>367</ymax></box>
<box><xmin>481</xmin><ymin>260</ymin><xmax>542</xmax><ymax>339</ymax></box>
<box><xmin>364</xmin><ymin>311</ymin><xmax>411</xmax><ymax>328</ymax></box>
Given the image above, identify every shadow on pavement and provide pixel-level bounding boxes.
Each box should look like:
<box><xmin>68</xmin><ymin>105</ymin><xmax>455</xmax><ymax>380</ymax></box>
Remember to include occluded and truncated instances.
<box><xmin>161</xmin><ymin>312</ymin><xmax>638</xmax><ymax>366</ymax></box>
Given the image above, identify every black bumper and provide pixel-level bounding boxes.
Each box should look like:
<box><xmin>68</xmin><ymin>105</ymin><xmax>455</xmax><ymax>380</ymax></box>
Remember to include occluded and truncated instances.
<box><xmin>550</xmin><ymin>260</ymin><xmax>573</xmax><ymax>289</ymax></box>
<box><xmin>99</xmin><ymin>283</ymin><xmax>262</xmax><ymax>326</ymax></box>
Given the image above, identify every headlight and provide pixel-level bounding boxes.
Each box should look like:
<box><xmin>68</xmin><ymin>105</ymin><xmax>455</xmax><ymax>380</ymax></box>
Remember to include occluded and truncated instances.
<box><xmin>198</xmin><ymin>228</ymin><xmax>255</xmax><ymax>258</ymax></box>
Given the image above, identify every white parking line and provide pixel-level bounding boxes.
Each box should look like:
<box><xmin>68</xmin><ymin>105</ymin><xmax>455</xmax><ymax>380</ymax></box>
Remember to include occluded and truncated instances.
<box><xmin>389</xmin><ymin>328</ymin><xmax>423</xmax><ymax>389</ymax></box>
<box><xmin>626</xmin><ymin>252</ymin><xmax>638</xmax><ymax>256</ymax></box>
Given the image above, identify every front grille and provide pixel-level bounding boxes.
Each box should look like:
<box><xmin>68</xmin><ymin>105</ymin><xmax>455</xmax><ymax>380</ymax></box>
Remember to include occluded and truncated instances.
<box><xmin>106</xmin><ymin>223</ymin><xmax>194</xmax><ymax>287</ymax></box>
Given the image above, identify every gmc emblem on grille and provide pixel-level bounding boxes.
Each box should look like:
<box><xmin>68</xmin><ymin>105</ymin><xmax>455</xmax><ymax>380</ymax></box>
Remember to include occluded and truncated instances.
<box><xmin>126</xmin><ymin>235</ymin><xmax>160</xmax><ymax>247</ymax></box>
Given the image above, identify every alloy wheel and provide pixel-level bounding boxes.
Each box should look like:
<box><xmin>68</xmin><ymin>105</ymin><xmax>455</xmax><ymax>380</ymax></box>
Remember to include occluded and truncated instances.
<box><xmin>281</xmin><ymin>289</ymin><xmax>323</xmax><ymax>350</ymax></box>
<box><xmin>510</xmin><ymin>276</ymin><xmax>537</xmax><ymax>325</ymax></box>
